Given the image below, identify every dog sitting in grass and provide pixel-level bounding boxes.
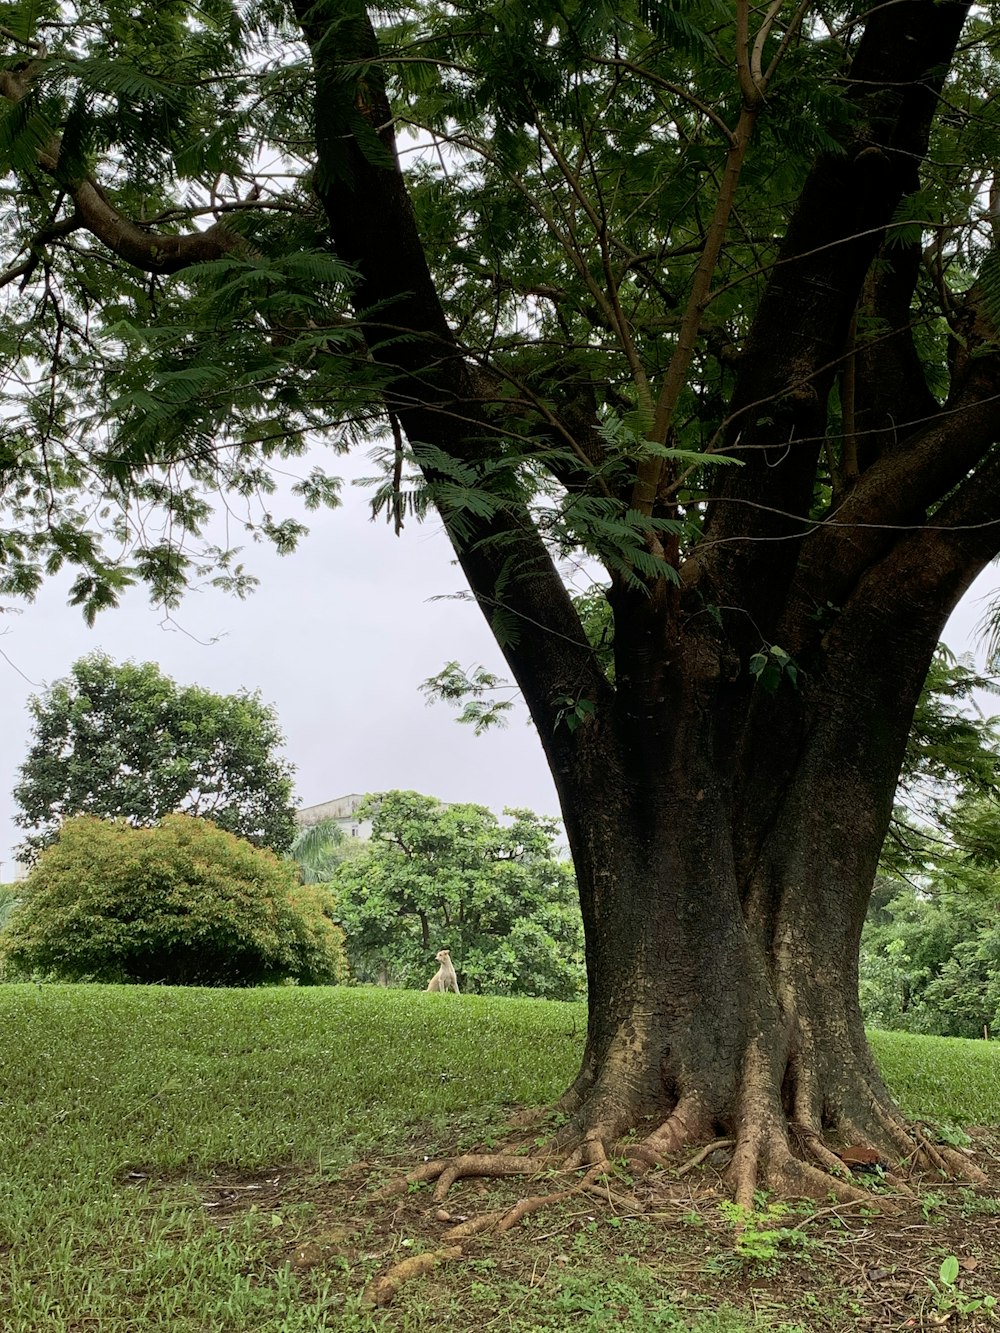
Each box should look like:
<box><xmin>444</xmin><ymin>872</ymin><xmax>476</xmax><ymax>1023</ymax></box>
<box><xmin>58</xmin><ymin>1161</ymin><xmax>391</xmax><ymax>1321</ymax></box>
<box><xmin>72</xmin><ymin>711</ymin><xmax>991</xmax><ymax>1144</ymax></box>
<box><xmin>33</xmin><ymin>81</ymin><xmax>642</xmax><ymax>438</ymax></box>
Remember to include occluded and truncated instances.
<box><xmin>426</xmin><ymin>949</ymin><xmax>459</xmax><ymax>993</ymax></box>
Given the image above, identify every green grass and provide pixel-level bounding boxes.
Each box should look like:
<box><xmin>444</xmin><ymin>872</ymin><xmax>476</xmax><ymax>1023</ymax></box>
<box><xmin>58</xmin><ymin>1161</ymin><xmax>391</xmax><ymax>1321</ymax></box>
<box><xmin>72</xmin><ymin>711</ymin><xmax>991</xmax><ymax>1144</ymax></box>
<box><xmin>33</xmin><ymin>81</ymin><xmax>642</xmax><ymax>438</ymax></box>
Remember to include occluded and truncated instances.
<box><xmin>869</xmin><ymin>1028</ymin><xmax>1000</xmax><ymax>1125</ymax></box>
<box><xmin>1</xmin><ymin>984</ymin><xmax>998</xmax><ymax>1332</ymax></box>
<box><xmin>0</xmin><ymin>985</ymin><xmax>585</xmax><ymax>1333</ymax></box>
<box><xmin>1</xmin><ymin>984</ymin><xmax>581</xmax><ymax>1168</ymax></box>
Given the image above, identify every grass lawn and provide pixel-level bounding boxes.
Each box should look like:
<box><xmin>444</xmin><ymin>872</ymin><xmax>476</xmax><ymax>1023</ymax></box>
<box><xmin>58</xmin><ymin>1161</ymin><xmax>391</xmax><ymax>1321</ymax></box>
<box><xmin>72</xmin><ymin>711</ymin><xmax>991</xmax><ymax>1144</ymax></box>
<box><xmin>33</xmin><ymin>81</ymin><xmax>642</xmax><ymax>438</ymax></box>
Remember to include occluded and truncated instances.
<box><xmin>1</xmin><ymin>984</ymin><xmax>998</xmax><ymax>1332</ymax></box>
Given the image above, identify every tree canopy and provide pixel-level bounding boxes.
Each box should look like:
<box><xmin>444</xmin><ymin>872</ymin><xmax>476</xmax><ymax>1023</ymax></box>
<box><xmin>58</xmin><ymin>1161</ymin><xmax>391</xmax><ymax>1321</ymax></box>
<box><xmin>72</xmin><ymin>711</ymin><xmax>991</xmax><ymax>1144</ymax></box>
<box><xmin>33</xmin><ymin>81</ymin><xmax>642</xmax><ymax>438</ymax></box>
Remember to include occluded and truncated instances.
<box><xmin>881</xmin><ymin>646</ymin><xmax>1000</xmax><ymax>871</ymax></box>
<box><xmin>332</xmin><ymin>791</ymin><xmax>584</xmax><ymax>998</ymax></box>
<box><xmin>1</xmin><ymin>813</ymin><xmax>348</xmax><ymax>985</ymax></box>
<box><xmin>14</xmin><ymin>652</ymin><xmax>297</xmax><ymax>859</ymax></box>
<box><xmin>4</xmin><ymin>0</ymin><xmax>1000</xmax><ymax>1202</ymax></box>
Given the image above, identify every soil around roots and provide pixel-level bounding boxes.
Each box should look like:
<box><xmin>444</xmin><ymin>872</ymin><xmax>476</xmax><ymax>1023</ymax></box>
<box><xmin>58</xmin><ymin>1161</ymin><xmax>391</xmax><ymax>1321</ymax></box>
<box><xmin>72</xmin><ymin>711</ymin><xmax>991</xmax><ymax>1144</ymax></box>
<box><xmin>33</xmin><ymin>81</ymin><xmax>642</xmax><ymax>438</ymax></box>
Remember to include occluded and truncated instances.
<box><xmin>141</xmin><ymin>1123</ymin><xmax>1000</xmax><ymax>1327</ymax></box>
<box><xmin>372</xmin><ymin>1089</ymin><xmax>989</xmax><ymax>1245</ymax></box>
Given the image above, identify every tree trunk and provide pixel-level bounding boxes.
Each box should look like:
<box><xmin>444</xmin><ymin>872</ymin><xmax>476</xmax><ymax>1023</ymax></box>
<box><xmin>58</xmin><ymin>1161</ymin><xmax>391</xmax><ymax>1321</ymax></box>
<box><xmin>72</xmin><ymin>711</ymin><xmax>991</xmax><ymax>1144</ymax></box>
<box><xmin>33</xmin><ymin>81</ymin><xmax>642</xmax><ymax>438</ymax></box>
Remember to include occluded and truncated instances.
<box><xmin>550</xmin><ymin>569</ymin><xmax>985</xmax><ymax>1201</ymax></box>
<box><xmin>557</xmin><ymin>741</ymin><xmax>919</xmax><ymax>1202</ymax></box>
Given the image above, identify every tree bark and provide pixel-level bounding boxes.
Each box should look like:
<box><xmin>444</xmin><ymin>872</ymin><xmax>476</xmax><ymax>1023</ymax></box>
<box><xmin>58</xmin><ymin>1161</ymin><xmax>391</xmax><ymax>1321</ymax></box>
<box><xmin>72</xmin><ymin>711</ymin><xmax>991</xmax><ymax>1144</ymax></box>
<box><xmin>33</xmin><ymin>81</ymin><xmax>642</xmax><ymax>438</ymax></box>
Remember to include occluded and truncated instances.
<box><xmin>557</xmin><ymin>559</ymin><xmax>993</xmax><ymax>1200</ymax></box>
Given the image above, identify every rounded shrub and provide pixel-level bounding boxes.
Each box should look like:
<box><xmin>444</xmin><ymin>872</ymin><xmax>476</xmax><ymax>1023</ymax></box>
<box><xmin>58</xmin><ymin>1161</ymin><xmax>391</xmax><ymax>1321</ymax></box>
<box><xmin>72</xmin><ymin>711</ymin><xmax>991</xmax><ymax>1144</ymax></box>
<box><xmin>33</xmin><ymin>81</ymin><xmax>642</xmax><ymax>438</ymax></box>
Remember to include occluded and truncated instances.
<box><xmin>1</xmin><ymin>814</ymin><xmax>348</xmax><ymax>986</ymax></box>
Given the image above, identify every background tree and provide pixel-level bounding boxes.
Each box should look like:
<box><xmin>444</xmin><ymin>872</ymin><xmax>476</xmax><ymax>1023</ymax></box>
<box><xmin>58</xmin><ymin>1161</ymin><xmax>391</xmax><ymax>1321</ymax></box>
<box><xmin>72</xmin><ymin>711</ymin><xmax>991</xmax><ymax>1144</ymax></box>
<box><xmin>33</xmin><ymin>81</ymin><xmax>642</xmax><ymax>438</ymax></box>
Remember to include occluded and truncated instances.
<box><xmin>332</xmin><ymin>792</ymin><xmax>585</xmax><ymax>999</ymax></box>
<box><xmin>5</xmin><ymin>0</ymin><xmax>1000</xmax><ymax>1199</ymax></box>
<box><xmin>883</xmin><ymin>647</ymin><xmax>1000</xmax><ymax>874</ymax></box>
<box><xmin>862</xmin><ymin>800</ymin><xmax>1000</xmax><ymax>1039</ymax></box>
<box><xmin>1</xmin><ymin>814</ymin><xmax>348</xmax><ymax>986</ymax></box>
<box><xmin>859</xmin><ymin>650</ymin><xmax>1000</xmax><ymax>1036</ymax></box>
<box><xmin>0</xmin><ymin>886</ymin><xmax>20</xmax><ymax>933</ymax></box>
<box><xmin>287</xmin><ymin>817</ymin><xmax>366</xmax><ymax>885</ymax></box>
<box><xmin>14</xmin><ymin>653</ymin><xmax>297</xmax><ymax>860</ymax></box>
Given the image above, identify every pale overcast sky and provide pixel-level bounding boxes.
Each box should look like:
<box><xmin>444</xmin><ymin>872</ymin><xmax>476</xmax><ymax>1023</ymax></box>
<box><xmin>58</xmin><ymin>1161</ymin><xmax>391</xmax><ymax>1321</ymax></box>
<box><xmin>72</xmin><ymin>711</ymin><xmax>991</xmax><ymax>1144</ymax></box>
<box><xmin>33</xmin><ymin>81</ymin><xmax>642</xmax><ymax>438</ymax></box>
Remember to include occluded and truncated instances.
<box><xmin>0</xmin><ymin>455</ymin><xmax>569</xmax><ymax>874</ymax></box>
<box><xmin>1</xmin><ymin>453</ymin><xmax>997</xmax><ymax>874</ymax></box>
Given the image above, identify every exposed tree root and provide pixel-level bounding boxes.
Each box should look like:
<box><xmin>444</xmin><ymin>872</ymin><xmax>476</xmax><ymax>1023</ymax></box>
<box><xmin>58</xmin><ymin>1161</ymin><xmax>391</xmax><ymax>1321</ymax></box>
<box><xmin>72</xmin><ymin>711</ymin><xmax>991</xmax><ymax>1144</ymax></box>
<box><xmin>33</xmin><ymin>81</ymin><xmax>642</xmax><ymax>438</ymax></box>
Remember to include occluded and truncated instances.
<box><xmin>624</xmin><ymin>1097</ymin><xmax>713</xmax><ymax>1170</ymax></box>
<box><xmin>362</xmin><ymin>1245</ymin><xmax>463</xmax><ymax>1308</ymax></box>
<box><xmin>371</xmin><ymin>1153</ymin><xmax>552</xmax><ymax>1203</ymax></box>
<box><xmin>675</xmin><ymin>1138</ymin><xmax>736</xmax><ymax>1178</ymax></box>
<box><xmin>889</xmin><ymin>1121</ymin><xmax>985</xmax><ymax>1182</ymax></box>
<box><xmin>369</xmin><ymin>1065</ymin><xmax>988</xmax><ymax>1240</ymax></box>
<box><xmin>380</xmin><ymin>1101</ymin><xmax>985</xmax><ymax>1221</ymax></box>
<box><xmin>858</xmin><ymin>1103</ymin><xmax>987</xmax><ymax>1183</ymax></box>
<box><xmin>790</xmin><ymin>1121</ymin><xmax>857</xmax><ymax>1180</ymax></box>
<box><xmin>492</xmin><ymin>1168</ymin><xmax>602</xmax><ymax>1234</ymax></box>
<box><xmin>767</xmin><ymin>1151</ymin><xmax>876</xmax><ymax>1207</ymax></box>
<box><xmin>437</xmin><ymin>1161</ymin><xmax>645</xmax><ymax>1241</ymax></box>
<box><xmin>505</xmin><ymin>1105</ymin><xmax>556</xmax><ymax>1130</ymax></box>
<box><xmin>431</xmin><ymin>1154</ymin><xmax>553</xmax><ymax>1203</ymax></box>
<box><xmin>726</xmin><ymin>1132</ymin><xmax>763</xmax><ymax>1212</ymax></box>
<box><xmin>371</xmin><ymin>1159</ymin><xmax>451</xmax><ymax>1200</ymax></box>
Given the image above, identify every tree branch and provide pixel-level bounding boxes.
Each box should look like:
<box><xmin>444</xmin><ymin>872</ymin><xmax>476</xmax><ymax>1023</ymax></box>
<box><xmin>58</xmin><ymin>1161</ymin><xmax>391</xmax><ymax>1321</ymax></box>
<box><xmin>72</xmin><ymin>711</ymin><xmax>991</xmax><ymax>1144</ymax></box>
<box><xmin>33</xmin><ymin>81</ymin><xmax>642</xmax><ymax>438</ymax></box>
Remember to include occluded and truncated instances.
<box><xmin>631</xmin><ymin>0</ymin><xmax>810</xmax><ymax>517</ymax></box>
<box><xmin>2</xmin><ymin>64</ymin><xmax>246</xmax><ymax>274</ymax></box>
<box><xmin>781</xmin><ymin>281</ymin><xmax>1000</xmax><ymax>649</ymax></box>
<box><xmin>288</xmin><ymin>0</ymin><xmax>611</xmax><ymax>755</ymax></box>
<box><xmin>691</xmin><ymin>0</ymin><xmax>971</xmax><ymax>632</ymax></box>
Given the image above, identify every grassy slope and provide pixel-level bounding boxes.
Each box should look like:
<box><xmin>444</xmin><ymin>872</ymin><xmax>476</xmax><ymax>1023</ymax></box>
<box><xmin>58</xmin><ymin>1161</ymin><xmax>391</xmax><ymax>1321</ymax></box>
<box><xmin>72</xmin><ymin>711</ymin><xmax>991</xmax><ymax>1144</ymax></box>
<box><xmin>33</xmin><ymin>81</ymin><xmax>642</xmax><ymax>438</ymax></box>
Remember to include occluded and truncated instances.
<box><xmin>1</xmin><ymin>984</ymin><xmax>998</xmax><ymax>1332</ymax></box>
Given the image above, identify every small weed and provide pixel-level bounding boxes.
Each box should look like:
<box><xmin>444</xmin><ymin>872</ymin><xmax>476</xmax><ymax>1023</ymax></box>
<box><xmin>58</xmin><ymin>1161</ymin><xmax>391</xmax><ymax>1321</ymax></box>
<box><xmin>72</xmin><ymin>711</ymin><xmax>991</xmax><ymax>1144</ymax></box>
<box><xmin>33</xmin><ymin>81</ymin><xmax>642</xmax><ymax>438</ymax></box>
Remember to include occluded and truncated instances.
<box><xmin>927</xmin><ymin>1121</ymin><xmax>974</xmax><ymax>1148</ymax></box>
<box><xmin>715</xmin><ymin>1200</ymin><xmax>818</xmax><ymax>1276</ymax></box>
<box><xmin>926</xmin><ymin>1254</ymin><xmax>998</xmax><ymax>1320</ymax></box>
<box><xmin>920</xmin><ymin>1190</ymin><xmax>948</xmax><ymax>1222</ymax></box>
<box><xmin>958</xmin><ymin>1188</ymin><xmax>1000</xmax><ymax>1218</ymax></box>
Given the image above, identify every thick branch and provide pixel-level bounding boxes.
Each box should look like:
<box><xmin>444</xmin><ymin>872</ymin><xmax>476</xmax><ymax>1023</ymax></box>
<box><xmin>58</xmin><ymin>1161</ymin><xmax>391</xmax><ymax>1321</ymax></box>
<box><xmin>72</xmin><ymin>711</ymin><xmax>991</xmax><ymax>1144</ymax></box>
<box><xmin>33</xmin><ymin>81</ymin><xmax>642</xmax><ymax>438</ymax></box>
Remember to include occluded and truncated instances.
<box><xmin>863</xmin><ymin>442</ymin><xmax>1000</xmax><ymax>628</ymax></box>
<box><xmin>631</xmin><ymin>0</ymin><xmax>812</xmax><ymax>515</ymax></box>
<box><xmin>693</xmin><ymin>0</ymin><xmax>970</xmax><ymax>628</ymax></box>
<box><xmin>2</xmin><ymin>65</ymin><xmax>244</xmax><ymax>274</ymax></box>
<box><xmin>732</xmin><ymin>435</ymin><xmax>1000</xmax><ymax>920</ymax></box>
<box><xmin>852</xmin><ymin>241</ymin><xmax>940</xmax><ymax>472</ymax></box>
<box><xmin>781</xmin><ymin>283</ymin><xmax>1000</xmax><ymax>649</ymax></box>
<box><xmin>290</xmin><ymin>0</ymin><xmax>612</xmax><ymax>759</ymax></box>
<box><xmin>33</xmin><ymin>146</ymin><xmax>244</xmax><ymax>274</ymax></box>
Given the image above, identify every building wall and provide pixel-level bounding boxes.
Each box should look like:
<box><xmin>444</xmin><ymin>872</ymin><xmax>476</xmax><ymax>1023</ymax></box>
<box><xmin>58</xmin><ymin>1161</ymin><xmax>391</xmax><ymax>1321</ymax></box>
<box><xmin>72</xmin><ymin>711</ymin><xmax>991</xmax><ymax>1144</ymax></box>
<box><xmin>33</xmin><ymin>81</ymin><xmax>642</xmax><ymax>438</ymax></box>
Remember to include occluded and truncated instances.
<box><xmin>295</xmin><ymin>793</ymin><xmax>373</xmax><ymax>841</ymax></box>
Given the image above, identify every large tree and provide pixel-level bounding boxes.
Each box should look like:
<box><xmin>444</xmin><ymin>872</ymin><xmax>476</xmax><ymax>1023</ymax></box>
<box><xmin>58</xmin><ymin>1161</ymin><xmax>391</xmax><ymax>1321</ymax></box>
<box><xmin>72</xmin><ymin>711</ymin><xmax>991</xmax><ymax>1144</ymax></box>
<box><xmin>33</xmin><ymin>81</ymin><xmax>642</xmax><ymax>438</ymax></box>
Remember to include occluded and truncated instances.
<box><xmin>14</xmin><ymin>653</ymin><xmax>297</xmax><ymax>857</ymax></box>
<box><xmin>3</xmin><ymin>0</ymin><xmax>1000</xmax><ymax>1200</ymax></box>
<box><xmin>333</xmin><ymin>791</ymin><xmax>585</xmax><ymax>999</ymax></box>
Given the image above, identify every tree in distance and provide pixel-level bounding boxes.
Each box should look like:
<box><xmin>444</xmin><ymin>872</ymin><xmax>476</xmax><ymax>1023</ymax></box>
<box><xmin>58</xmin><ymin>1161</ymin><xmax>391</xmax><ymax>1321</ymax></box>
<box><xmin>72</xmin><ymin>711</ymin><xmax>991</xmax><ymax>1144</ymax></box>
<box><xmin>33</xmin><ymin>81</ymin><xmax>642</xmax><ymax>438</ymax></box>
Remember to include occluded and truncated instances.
<box><xmin>331</xmin><ymin>791</ymin><xmax>585</xmax><ymax>999</ymax></box>
<box><xmin>14</xmin><ymin>654</ymin><xmax>297</xmax><ymax>862</ymax></box>
<box><xmin>1</xmin><ymin>814</ymin><xmax>348</xmax><ymax>986</ymax></box>
<box><xmin>287</xmin><ymin>817</ymin><xmax>367</xmax><ymax>885</ymax></box>
<box><xmin>887</xmin><ymin>647</ymin><xmax>1000</xmax><ymax>865</ymax></box>
<box><xmin>3</xmin><ymin>0</ymin><xmax>1000</xmax><ymax>1201</ymax></box>
<box><xmin>859</xmin><ymin>648</ymin><xmax>1000</xmax><ymax>1037</ymax></box>
<box><xmin>860</xmin><ymin>861</ymin><xmax>1000</xmax><ymax>1040</ymax></box>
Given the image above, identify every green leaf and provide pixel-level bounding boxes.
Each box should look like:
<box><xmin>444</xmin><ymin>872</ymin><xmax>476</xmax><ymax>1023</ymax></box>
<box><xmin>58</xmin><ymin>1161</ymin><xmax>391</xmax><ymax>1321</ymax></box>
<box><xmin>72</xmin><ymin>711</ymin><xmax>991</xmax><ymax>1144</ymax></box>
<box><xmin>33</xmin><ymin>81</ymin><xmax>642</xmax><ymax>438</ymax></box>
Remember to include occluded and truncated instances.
<box><xmin>939</xmin><ymin>1256</ymin><xmax>960</xmax><ymax>1287</ymax></box>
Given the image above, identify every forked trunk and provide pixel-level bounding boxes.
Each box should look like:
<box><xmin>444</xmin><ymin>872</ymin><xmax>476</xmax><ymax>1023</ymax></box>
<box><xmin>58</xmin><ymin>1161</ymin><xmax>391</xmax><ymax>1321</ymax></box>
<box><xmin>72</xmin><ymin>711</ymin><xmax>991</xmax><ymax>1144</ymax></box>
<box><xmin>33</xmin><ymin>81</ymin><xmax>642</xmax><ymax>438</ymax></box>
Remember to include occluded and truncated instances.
<box><xmin>290</xmin><ymin>0</ymin><xmax>998</xmax><ymax>1202</ymax></box>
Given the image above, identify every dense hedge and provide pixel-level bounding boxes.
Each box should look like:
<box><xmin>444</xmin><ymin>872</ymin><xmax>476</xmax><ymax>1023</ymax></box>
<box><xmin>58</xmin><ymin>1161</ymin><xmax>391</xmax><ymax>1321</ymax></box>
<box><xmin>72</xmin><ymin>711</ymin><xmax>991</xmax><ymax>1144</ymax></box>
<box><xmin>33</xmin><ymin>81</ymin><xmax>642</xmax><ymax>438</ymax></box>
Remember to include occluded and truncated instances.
<box><xmin>1</xmin><ymin>814</ymin><xmax>348</xmax><ymax>986</ymax></box>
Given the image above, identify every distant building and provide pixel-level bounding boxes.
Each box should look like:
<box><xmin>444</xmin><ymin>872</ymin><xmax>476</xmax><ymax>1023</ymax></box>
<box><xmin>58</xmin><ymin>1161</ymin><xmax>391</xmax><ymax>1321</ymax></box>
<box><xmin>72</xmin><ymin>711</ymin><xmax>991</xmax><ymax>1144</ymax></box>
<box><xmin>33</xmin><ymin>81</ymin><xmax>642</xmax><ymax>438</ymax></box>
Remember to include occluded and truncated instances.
<box><xmin>295</xmin><ymin>793</ymin><xmax>372</xmax><ymax>841</ymax></box>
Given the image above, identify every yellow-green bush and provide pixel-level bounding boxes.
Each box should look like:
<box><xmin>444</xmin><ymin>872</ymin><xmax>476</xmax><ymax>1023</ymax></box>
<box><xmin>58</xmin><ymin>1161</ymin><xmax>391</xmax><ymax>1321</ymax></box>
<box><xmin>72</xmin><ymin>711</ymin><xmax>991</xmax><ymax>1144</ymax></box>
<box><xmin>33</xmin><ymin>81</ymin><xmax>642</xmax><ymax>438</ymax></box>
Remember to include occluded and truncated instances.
<box><xmin>1</xmin><ymin>814</ymin><xmax>348</xmax><ymax>986</ymax></box>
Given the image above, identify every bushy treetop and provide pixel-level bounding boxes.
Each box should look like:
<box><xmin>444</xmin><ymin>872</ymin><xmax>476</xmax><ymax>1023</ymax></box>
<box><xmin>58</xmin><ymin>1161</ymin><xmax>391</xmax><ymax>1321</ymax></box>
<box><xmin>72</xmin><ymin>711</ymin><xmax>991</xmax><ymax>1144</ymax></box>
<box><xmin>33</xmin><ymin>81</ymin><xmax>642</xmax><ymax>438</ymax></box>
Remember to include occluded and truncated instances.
<box><xmin>14</xmin><ymin>652</ymin><xmax>297</xmax><ymax>861</ymax></box>
<box><xmin>333</xmin><ymin>791</ymin><xmax>584</xmax><ymax>999</ymax></box>
<box><xmin>2</xmin><ymin>813</ymin><xmax>347</xmax><ymax>987</ymax></box>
